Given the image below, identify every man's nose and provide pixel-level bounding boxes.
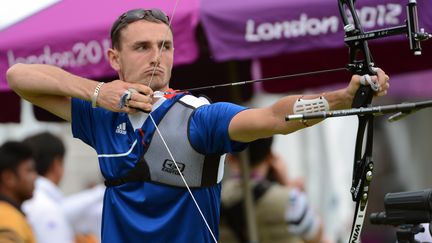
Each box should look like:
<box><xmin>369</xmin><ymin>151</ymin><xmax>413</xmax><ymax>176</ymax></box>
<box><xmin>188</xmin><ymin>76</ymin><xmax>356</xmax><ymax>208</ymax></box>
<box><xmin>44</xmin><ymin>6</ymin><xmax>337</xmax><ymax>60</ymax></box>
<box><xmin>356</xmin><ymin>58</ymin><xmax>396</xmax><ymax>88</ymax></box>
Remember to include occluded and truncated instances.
<box><xmin>149</xmin><ymin>46</ymin><xmax>161</xmax><ymax>66</ymax></box>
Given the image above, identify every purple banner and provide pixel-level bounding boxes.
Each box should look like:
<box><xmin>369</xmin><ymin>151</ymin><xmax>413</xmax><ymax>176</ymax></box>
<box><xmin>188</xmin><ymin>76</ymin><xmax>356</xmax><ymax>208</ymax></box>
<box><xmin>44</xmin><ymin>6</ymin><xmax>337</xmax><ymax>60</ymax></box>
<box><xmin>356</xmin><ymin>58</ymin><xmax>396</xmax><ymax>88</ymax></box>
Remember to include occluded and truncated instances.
<box><xmin>200</xmin><ymin>0</ymin><xmax>432</xmax><ymax>61</ymax></box>
<box><xmin>0</xmin><ymin>0</ymin><xmax>200</xmax><ymax>91</ymax></box>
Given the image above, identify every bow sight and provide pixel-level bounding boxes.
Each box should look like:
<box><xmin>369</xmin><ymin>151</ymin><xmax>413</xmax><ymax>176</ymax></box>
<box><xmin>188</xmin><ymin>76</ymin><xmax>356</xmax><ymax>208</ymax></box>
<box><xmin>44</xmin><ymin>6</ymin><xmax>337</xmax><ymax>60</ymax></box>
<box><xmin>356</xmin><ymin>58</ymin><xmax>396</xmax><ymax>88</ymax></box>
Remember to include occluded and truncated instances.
<box><xmin>339</xmin><ymin>0</ymin><xmax>431</xmax><ymax>76</ymax></box>
<box><xmin>342</xmin><ymin>0</ymin><xmax>431</xmax><ymax>55</ymax></box>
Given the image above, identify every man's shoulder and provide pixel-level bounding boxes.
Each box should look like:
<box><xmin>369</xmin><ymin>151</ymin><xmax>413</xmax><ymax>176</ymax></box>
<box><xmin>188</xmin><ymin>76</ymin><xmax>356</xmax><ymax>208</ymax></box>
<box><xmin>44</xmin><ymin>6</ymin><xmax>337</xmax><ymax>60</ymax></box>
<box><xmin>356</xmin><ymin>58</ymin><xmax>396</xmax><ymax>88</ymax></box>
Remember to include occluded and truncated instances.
<box><xmin>72</xmin><ymin>97</ymin><xmax>120</xmax><ymax>117</ymax></box>
<box><xmin>0</xmin><ymin>201</ymin><xmax>27</xmax><ymax>228</ymax></box>
<box><xmin>0</xmin><ymin>201</ymin><xmax>21</xmax><ymax>217</ymax></box>
<box><xmin>0</xmin><ymin>202</ymin><xmax>36</xmax><ymax>243</ymax></box>
<box><xmin>71</xmin><ymin>97</ymin><xmax>125</xmax><ymax>128</ymax></box>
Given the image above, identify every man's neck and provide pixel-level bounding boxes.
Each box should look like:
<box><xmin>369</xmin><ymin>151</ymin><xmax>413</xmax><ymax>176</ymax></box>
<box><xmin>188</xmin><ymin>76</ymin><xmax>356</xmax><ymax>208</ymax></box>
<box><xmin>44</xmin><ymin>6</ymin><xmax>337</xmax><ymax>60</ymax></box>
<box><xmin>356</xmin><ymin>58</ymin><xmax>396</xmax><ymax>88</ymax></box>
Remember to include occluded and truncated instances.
<box><xmin>45</xmin><ymin>173</ymin><xmax>60</xmax><ymax>186</ymax></box>
<box><xmin>0</xmin><ymin>189</ymin><xmax>22</xmax><ymax>208</ymax></box>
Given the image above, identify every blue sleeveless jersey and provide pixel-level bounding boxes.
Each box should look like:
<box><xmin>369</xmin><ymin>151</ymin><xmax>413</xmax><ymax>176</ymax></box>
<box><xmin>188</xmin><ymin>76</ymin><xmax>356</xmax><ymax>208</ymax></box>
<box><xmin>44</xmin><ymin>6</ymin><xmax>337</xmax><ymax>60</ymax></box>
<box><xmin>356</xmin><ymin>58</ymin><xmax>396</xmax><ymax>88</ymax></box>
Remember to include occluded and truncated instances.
<box><xmin>71</xmin><ymin>94</ymin><xmax>247</xmax><ymax>243</ymax></box>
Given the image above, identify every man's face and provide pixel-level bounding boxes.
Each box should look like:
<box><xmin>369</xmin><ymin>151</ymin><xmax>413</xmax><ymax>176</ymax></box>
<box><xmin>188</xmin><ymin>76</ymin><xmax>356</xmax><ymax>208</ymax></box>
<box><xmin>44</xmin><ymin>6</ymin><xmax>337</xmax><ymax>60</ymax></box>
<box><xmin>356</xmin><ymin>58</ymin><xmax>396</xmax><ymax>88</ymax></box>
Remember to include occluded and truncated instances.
<box><xmin>111</xmin><ymin>21</ymin><xmax>174</xmax><ymax>91</ymax></box>
<box><xmin>13</xmin><ymin>159</ymin><xmax>36</xmax><ymax>202</ymax></box>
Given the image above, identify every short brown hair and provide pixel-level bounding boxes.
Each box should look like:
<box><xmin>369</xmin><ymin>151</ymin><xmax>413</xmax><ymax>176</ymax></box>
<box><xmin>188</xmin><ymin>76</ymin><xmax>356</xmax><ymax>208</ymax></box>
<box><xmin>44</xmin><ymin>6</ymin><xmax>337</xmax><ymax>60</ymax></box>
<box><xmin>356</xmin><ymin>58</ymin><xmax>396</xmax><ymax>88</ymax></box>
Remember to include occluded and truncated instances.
<box><xmin>110</xmin><ymin>8</ymin><xmax>171</xmax><ymax>50</ymax></box>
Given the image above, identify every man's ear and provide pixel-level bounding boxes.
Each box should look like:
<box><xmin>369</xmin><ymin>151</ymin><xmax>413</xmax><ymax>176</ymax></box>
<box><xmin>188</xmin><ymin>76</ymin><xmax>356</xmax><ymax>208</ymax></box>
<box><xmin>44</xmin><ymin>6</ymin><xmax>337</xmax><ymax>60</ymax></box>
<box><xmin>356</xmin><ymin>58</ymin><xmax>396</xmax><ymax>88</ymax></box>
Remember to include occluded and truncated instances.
<box><xmin>108</xmin><ymin>48</ymin><xmax>120</xmax><ymax>72</ymax></box>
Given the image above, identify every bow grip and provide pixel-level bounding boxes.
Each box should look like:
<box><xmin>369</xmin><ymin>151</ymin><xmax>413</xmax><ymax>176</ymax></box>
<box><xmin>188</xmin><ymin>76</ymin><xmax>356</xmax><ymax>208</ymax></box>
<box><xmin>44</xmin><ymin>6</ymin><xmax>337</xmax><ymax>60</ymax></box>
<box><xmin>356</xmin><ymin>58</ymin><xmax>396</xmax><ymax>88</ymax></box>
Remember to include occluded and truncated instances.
<box><xmin>351</xmin><ymin>65</ymin><xmax>377</xmax><ymax>108</ymax></box>
<box><xmin>352</xmin><ymin>85</ymin><xmax>374</xmax><ymax>108</ymax></box>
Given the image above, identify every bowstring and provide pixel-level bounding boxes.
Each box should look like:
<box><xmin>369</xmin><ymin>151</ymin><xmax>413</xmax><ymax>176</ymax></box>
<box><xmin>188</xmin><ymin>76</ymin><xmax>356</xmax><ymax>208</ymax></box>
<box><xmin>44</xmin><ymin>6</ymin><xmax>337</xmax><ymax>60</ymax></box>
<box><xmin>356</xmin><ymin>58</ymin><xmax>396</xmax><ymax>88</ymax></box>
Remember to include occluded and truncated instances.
<box><xmin>145</xmin><ymin>1</ymin><xmax>218</xmax><ymax>242</ymax></box>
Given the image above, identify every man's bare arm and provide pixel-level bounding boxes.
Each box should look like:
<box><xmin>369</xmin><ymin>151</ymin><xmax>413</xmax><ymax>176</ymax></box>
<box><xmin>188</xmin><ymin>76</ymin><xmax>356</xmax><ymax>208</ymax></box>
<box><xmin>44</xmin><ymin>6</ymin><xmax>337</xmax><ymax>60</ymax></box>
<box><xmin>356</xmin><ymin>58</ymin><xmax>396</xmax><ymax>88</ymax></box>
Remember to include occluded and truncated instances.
<box><xmin>7</xmin><ymin>64</ymin><xmax>101</xmax><ymax>121</ymax></box>
<box><xmin>7</xmin><ymin>64</ymin><xmax>154</xmax><ymax>121</ymax></box>
<box><xmin>229</xmin><ymin>69</ymin><xmax>389</xmax><ymax>142</ymax></box>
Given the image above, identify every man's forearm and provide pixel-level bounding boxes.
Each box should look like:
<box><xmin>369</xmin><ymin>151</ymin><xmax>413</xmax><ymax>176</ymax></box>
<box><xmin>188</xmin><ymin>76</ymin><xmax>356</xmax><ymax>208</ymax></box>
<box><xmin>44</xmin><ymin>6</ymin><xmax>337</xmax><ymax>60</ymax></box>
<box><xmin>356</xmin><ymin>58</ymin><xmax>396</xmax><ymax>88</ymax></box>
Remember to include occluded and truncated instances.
<box><xmin>7</xmin><ymin>63</ymin><xmax>97</xmax><ymax>101</ymax></box>
<box><xmin>270</xmin><ymin>88</ymin><xmax>353</xmax><ymax>132</ymax></box>
<box><xmin>229</xmin><ymin>89</ymin><xmax>353</xmax><ymax>142</ymax></box>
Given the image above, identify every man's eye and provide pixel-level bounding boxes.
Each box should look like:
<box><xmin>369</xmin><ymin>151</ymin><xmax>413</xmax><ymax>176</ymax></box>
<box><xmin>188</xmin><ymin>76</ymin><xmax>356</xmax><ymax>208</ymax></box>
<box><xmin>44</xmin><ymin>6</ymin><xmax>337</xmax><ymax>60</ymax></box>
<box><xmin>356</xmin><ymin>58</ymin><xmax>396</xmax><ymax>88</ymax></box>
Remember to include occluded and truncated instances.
<box><xmin>135</xmin><ymin>45</ymin><xmax>148</xmax><ymax>50</ymax></box>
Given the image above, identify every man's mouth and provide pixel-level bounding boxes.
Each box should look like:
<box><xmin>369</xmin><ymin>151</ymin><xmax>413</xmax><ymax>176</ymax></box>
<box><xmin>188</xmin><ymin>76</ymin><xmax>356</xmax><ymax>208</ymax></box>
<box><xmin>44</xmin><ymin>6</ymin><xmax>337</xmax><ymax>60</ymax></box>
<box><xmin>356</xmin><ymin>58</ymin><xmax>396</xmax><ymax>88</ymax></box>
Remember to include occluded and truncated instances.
<box><xmin>145</xmin><ymin>68</ymin><xmax>164</xmax><ymax>75</ymax></box>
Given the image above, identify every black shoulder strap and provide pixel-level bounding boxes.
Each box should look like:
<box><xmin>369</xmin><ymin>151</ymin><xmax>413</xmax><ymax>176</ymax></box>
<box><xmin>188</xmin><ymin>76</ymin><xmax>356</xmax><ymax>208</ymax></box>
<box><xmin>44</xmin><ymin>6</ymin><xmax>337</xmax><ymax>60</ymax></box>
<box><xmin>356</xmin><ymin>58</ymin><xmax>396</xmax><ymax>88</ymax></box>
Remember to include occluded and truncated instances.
<box><xmin>104</xmin><ymin>157</ymin><xmax>151</xmax><ymax>187</ymax></box>
<box><xmin>221</xmin><ymin>180</ymin><xmax>273</xmax><ymax>242</ymax></box>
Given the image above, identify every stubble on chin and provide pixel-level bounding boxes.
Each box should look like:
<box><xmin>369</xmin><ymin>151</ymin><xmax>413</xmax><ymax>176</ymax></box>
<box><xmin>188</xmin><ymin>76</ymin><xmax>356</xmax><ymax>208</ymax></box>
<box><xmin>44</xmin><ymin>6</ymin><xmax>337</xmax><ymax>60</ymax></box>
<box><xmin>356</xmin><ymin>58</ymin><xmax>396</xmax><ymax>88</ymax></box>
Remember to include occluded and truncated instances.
<box><xmin>149</xmin><ymin>81</ymin><xmax>168</xmax><ymax>91</ymax></box>
<box><xmin>146</xmin><ymin>77</ymin><xmax>169</xmax><ymax>91</ymax></box>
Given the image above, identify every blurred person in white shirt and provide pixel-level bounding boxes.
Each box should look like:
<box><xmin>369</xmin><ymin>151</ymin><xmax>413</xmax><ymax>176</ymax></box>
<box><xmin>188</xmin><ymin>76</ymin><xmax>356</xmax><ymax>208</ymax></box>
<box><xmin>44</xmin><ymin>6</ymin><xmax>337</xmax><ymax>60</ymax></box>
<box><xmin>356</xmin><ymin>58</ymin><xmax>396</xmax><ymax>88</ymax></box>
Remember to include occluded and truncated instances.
<box><xmin>64</xmin><ymin>184</ymin><xmax>105</xmax><ymax>243</ymax></box>
<box><xmin>22</xmin><ymin>132</ymin><xmax>104</xmax><ymax>243</ymax></box>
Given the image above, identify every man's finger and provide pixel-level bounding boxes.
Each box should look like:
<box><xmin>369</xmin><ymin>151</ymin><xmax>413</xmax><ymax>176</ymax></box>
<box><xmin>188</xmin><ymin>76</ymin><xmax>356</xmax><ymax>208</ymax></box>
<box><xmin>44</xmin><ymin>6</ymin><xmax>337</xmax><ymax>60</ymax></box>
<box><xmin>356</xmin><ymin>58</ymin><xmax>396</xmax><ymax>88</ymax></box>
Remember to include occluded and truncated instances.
<box><xmin>360</xmin><ymin>74</ymin><xmax>380</xmax><ymax>91</ymax></box>
<box><xmin>118</xmin><ymin>89</ymin><xmax>132</xmax><ymax>109</ymax></box>
<box><xmin>129</xmin><ymin>84</ymin><xmax>153</xmax><ymax>96</ymax></box>
<box><xmin>126</xmin><ymin>100</ymin><xmax>152</xmax><ymax>113</ymax></box>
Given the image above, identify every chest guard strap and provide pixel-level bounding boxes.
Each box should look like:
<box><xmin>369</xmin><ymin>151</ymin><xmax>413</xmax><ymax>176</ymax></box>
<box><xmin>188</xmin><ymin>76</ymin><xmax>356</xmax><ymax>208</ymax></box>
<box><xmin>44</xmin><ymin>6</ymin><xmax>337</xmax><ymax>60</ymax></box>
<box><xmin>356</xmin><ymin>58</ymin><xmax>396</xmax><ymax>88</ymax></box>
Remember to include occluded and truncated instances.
<box><xmin>104</xmin><ymin>154</ymin><xmax>222</xmax><ymax>187</ymax></box>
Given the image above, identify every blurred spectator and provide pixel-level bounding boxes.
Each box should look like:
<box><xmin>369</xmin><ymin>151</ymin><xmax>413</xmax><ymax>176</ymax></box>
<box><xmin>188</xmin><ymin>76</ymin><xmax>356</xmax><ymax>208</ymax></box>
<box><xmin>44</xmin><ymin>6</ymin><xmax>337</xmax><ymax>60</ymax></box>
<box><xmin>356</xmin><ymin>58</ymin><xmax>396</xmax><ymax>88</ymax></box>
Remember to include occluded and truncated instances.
<box><xmin>22</xmin><ymin>132</ymin><xmax>102</xmax><ymax>243</ymax></box>
<box><xmin>22</xmin><ymin>132</ymin><xmax>75</xmax><ymax>243</ymax></box>
<box><xmin>63</xmin><ymin>184</ymin><xmax>105</xmax><ymax>243</ymax></box>
<box><xmin>0</xmin><ymin>141</ymin><xmax>37</xmax><ymax>243</ymax></box>
<box><xmin>220</xmin><ymin>137</ymin><xmax>326</xmax><ymax>243</ymax></box>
